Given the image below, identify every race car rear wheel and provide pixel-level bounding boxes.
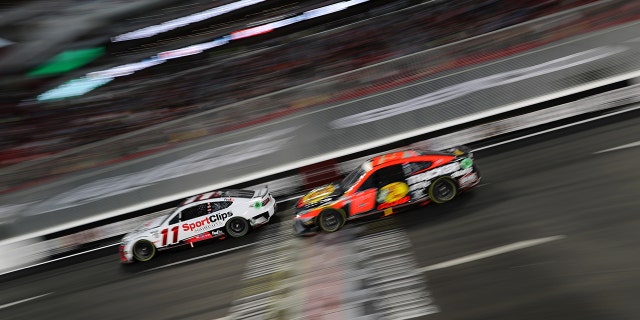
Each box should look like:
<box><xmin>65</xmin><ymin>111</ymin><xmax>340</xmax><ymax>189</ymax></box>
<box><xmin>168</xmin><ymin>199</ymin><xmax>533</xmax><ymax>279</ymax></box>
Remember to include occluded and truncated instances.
<box><xmin>226</xmin><ymin>217</ymin><xmax>249</xmax><ymax>237</ymax></box>
<box><xmin>132</xmin><ymin>240</ymin><xmax>156</xmax><ymax>262</ymax></box>
<box><xmin>318</xmin><ymin>209</ymin><xmax>345</xmax><ymax>232</ymax></box>
<box><xmin>429</xmin><ymin>177</ymin><xmax>457</xmax><ymax>203</ymax></box>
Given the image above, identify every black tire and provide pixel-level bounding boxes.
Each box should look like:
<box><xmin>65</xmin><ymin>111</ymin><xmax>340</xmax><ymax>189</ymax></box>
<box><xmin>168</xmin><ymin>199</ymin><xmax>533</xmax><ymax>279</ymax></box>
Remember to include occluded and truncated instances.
<box><xmin>318</xmin><ymin>209</ymin><xmax>345</xmax><ymax>232</ymax></box>
<box><xmin>225</xmin><ymin>217</ymin><xmax>249</xmax><ymax>237</ymax></box>
<box><xmin>132</xmin><ymin>239</ymin><xmax>156</xmax><ymax>262</ymax></box>
<box><xmin>428</xmin><ymin>177</ymin><xmax>457</xmax><ymax>204</ymax></box>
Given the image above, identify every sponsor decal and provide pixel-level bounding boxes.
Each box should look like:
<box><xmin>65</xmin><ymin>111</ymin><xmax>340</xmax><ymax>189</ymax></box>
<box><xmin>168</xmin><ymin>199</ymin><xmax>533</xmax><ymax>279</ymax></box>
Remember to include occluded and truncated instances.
<box><xmin>378</xmin><ymin>196</ymin><xmax>410</xmax><ymax>210</ymax></box>
<box><xmin>302</xmin><ymin>184</ymin><xmax>335</xmax><ymax>205</ymax></box>
<box><xmin>458</xmin><ymin>172</ymin><xmax>478</xmax><ymax>188</ymax></box>
<box><xmin>460</xmin><ymin>158</ymin><xmax>473</xmax><ymax>169</ymax></box>
<box><xmin>407</xmin><ymin>162</ymin><xmax>461</xmax><ymax>198</ymax></box>
<box><xmin>451</xmin><ymin>167</ymin><xmax>472</xmax><ymax>178</ymax></box>
<box><xmin>182</xmin><ymin>212</ymin><xmax>233</xmax><ymax>232</ymax></box>
<box><xmin>376</xmin><ymin>182</ymin><xmax>410</xmax><ymax>210</ymax></box>
<box><xmin>184</xmin><ymin>232</ymin><xmax>214</xmax><ymax>244</ymax></box>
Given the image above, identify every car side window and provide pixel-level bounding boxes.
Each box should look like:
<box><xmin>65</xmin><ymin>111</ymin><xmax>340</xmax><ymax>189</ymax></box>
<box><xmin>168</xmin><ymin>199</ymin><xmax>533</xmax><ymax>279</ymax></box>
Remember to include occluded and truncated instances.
<box><xmin>359</xmin><ymin>165</ymin><xmax>407</xmax><ymax>191</ymax></box>
<box><xmin>181</xmin><ymin>203</ymin><xmax>208</xmax><ymax>221</ymax></box>
<box><xmin>358</xmin><ymin>174</ymin><xmax>376</xmax><ymax>191</ymax></box>
<box><xmin>404</xmin><ymin>161</ymin><xmax>432</xmax><ymax>175</ymax></box>
<box><xmin>208</xmin><ymin>201</ymin><xmax>232</xmax><ymax>212</ymax></box>
<box><xmin>168</xmin><ymin>213</ymin><xmax>180</xmax><ymax>225</ymax></box>
<box><xmin>219</xmin><ymin>201</ymin><xmax>232</xmax><ymax>209</ymax></box>
<box><xmin>375</xmin><ymin>165</ymin><xmax>406</xmax><ymax>186</ymax></box>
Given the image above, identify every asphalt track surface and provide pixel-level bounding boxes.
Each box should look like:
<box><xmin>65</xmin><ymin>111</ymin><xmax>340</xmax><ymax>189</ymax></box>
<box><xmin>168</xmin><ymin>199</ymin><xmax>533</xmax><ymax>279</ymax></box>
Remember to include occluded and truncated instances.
<box><xmin>1</xmin><ymin>106</ymin><xmax>638</xmax><ymax>319</ymax></box>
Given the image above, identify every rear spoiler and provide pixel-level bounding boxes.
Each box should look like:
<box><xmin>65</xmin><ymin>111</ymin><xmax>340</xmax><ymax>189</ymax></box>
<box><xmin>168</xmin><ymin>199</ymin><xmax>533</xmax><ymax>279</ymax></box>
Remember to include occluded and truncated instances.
<box><xmin>447</xmin><ymin>145</ymin><xmax>474</xmax><ymax>159</ymax></box>
<box><xmin>255</xmin><ymin>185</ymin><xmax>269</xmax><ymax>198</ymax></box>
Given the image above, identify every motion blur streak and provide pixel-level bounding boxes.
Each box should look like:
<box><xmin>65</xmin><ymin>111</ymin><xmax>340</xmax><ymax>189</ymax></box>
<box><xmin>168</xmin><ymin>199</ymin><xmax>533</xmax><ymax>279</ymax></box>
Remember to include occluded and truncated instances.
<box><xmin>23</xmin><ymin>126</ymin><xmax>297</xmax><ymax>216</ymax></box>
<box><xmin>330</xmin><ymin>46</ymin><xmax>625</xmax><ymax>129</ymax></box>
<box><xmin>111</xmin><ymin>0</ymin><xmax>266</xmax><ymax>42</ymax></box>
<box><xmin>473</xmin><ymin>104</ymin><xmax>640</xmax><ymax>151</ymax></box>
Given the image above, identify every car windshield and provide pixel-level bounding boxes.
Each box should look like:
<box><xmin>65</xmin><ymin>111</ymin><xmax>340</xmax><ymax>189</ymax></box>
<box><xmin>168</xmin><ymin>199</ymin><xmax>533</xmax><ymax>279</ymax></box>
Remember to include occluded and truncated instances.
<box><xmin>340</xmin><ymin>166</ymin><xmax>366</xmax><ymax>191</ymax></box>
<box><xmin>162</xmin><ymin>207</ymin><xmax>180</xmax><ymax>225</ymax></box>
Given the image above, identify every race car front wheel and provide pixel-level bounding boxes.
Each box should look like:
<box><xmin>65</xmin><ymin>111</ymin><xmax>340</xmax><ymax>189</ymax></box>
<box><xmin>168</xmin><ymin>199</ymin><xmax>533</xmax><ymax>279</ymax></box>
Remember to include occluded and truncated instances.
<box><xmin>133</xmin><ymin>240</ymin><xmax>156</xmax><ymax>262</ymax></box>
<box><xmin>226</xmin><ymin>217</ymin><xmax>249</xmax><ymax>237</ymax></box>
<box><xmin>429</xmin><ymin>177</ymin><xmax>457</xmax><ymax>204</ymax></box>
<box><xmin>318</xmin><ymin>209</ymin><xmax>345</xmax><ymax>232</ymax></box>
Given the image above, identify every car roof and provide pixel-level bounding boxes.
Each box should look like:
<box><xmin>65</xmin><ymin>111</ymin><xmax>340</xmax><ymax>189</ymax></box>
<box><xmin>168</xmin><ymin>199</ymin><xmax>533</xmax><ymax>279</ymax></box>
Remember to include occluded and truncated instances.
<box><xmin>180</xmin><ymin>189</ymin><xmax>255</xmax><ymax>206</ymax></box>
<box><xmin>364</xmin><ymin>149</ymin><xmax>455</xmax><ymax>169</ymax></box>
<box><xmin>368</xmin><ymin>150</ymin><xmax>419</xmax><ymax>168</ymax></box>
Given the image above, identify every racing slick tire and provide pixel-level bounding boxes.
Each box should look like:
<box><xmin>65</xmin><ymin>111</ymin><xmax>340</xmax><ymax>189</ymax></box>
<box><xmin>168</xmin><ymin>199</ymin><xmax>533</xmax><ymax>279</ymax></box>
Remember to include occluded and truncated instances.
<box><xmin>226</xmin><ymin>217</ymin><xmax>249</xmax><ymax>237</ymax></box>
<box><xmin>428</xmin><ymin>176</ymin><xmax>457</xmax><ymax>204</ymax></box>
<box><xmin>132</xmin><ymin>239</ymin><xmax>156</xmax><ymax>262</ymax></box>
<box><xmin>318</xmin><ymin>209</ymin><xmax>345</xmax><ymax>233</ymax></box>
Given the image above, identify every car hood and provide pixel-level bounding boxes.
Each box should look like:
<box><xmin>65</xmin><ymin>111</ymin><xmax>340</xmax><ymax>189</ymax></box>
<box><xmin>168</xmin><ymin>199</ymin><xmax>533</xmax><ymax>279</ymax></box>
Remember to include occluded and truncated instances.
<box><xmin>122</xmin><ymin>215</ymin><xmax>169</xmax><ymax>242</ymax></box>
<box><xmin>124</xmin><ymin>215</ymin><xmax>168</xmax><ymax>239</ymax></box>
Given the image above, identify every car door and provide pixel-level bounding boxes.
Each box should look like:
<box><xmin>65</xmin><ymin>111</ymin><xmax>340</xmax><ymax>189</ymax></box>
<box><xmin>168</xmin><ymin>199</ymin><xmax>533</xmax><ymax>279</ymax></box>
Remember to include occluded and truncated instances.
<box><xmin>348</xmin><ymin>166</ymin><xmax>383</xmax><ymax>216</ymax></box>
<box><xmin>158</xmin><ymin>202</ymin><xmax>214</xmax><ymax>247</ymax></box>
<box><xmin>350</xmin><ymin>187</ymin><xmax>377</xmax><ymax>216</ymax></box>
<box><xmin>177</xmin><ymin>202</ymin><xmax>226</xmax><ymax>242</ymax></box>
<box><xmin>158</xmin><ymin>209</ymin><xmax>185</xmax><ymax>247</ymax></box>
<box><xmin>373</xmin><ymin>164</ymin><xmax>410</xmax><ymax>210</ymax></box>
<box><xmin>404</xmin><ymin>160</ymin><xmax>434</xmax><ymax>200</ymax></box>
<box><xmin>349</xmin><ymin>164</ymin><xmax>410</xmax><ymax>216</ymax></box>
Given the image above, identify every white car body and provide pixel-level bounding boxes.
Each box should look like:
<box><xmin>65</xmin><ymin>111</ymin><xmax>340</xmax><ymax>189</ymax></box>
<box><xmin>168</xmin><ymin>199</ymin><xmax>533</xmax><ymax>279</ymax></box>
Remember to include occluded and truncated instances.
<box><xmin>120</xmin><ymin>187</ymin><xmax>276</xmax><ymax>262</ymax></box>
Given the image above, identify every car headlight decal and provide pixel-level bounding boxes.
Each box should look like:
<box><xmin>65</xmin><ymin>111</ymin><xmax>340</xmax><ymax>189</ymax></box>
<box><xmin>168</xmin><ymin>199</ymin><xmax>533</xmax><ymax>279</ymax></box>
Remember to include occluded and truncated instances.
<box><xmin>460</xmin><ymin>158</ymin><xmax>473</xmax><ymax>169</ymax></box>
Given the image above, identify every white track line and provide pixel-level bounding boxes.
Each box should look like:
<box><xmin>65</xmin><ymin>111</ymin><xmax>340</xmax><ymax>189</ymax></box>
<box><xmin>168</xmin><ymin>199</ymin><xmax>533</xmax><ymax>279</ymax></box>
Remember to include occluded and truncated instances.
<box><xmin>0</xmin><ymin>293</ymin><xmax>53</xmax><ymax>310</ymax></box>
<box><xmin>142</xmin><ymin>243</ymin><xmax>254</xmax><ymax>272</ymax></box>
<box><xmin>0</xmin><ymin>243</ymin><xmax>116</xmax><ymax>277</ymax></box>
<box><xmin>419</xmin><ymin>235</ymin><xmax>566</xmax><ymax>273</ymax></box>
<box><xmin>594</xmin><ymin>140</ymin><xmax>640</xmax><ymax>154</ymax></box>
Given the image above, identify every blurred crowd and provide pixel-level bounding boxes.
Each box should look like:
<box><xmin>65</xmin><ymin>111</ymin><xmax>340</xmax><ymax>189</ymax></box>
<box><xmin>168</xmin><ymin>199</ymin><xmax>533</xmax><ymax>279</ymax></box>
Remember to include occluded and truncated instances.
<box><xmin>0</xmin><ymin>0</ymin><xmax>626</xmax><ymax>174</ymax></box>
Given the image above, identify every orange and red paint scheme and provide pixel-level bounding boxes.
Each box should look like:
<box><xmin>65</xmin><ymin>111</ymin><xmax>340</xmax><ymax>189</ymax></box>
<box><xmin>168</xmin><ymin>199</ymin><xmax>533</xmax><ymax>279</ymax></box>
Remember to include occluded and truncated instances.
<box><xmin>293</xmin><ymin>146</ymin><xmax>480</xmax><ymax>235</ymax></box>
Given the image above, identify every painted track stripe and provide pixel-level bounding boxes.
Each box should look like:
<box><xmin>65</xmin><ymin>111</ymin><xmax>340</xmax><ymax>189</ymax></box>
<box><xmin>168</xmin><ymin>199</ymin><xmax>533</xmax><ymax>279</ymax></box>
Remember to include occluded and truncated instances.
<box><xmin>594</xmin><ymin>140</ymin><xmax>640</xmax><ymax>154</ymax></box>
<box><xmin>419</xmin><ymin>235</ymin><xmax>566</xmax><ymax>273</ymax></box>
<box><xmin>0</xmin><ymin>243</ymin><xmax>116</xmax><ymax>277</ymax></box>
<box><xmin>142</xmin><ymin>243</ymin><xmax>254</xmax><ymax>272</ymax></box>
<box><xmin>0</xmin><ymin>293</ymin><xmax>52</xmax><ymax>310</ymax></box>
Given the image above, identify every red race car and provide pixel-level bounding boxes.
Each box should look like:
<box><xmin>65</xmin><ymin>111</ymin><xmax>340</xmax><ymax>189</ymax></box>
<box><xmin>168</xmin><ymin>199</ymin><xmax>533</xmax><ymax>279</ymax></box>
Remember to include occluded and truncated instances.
<box><xmin>293</xmin><ymin>146</ymin><xmax>480</xmax><ymax>235</ymax></box>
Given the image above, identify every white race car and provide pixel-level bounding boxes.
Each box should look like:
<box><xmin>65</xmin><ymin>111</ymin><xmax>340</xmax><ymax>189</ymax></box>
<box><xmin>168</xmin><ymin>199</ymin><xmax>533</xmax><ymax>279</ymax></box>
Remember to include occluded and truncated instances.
<box><xmin>120</xmin><ymin>187</ymin><xmax>277</xmax><ymax>262</ymax></box>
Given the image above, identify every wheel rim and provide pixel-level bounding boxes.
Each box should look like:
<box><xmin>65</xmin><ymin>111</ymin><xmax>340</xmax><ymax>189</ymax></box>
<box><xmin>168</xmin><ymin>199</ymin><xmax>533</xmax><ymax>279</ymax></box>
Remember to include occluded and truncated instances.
<box><xmin>230</xmin><ymin>220</ymin><xmax>245</xmax><ymax>233</ymax></box>
<box><xmin>434</xmin><ymin>180</ymin><xmax>454</xmax><ymax>201</ymax></box>
<box><xmin>134</xmin><ymin>242</ymin><xmax>153</xmax><ymax>259</ymax></box>
<box><xmin>322</xmin><ymin>212</ymin><xmax>339</xmax><ymax>229</ymax></box>
<box><xmin>436</xmin><ymin>181</ymin><xmax>453</xmax><ymax>199</ymax></box>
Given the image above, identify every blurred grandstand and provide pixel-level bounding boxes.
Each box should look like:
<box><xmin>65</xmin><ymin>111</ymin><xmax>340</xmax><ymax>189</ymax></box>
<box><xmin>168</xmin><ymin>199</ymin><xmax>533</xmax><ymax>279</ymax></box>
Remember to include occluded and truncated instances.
<box><xmin>1</xmin><ymin>0</ymin><xmax>628</xmax><ymax>181</ymax></box>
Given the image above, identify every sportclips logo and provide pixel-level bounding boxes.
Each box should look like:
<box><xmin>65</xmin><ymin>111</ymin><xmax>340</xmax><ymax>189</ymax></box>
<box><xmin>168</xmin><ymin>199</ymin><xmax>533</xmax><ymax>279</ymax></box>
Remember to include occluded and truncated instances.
<box><xmin>182</xmin><ymin>212</ymin><xmax>233</xmax><ymax>232</ymax></box>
